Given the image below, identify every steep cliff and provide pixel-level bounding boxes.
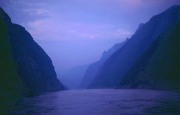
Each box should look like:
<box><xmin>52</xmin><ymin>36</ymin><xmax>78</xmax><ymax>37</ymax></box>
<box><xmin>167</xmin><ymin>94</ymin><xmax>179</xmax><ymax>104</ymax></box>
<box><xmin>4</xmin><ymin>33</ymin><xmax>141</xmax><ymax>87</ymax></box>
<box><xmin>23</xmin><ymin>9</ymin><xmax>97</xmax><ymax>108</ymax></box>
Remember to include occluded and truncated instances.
<box><xmin>89</xmin><ymin>5</ymin><xmax>180</xmax><ymax>89</ymax></box>
<box><xmin>0</xmin><ymin>8</ymin><xmax>24</xmax><ymax>112</ymax></box>
<box><xmin>117</xmin><ymin>22</ymin><xmax>180</xmax><ymax>90</ymax></box>
<box><xmin>9</xmin><ymin>23</ymin><xmax>64</xmax><ymax>95</ymax></box>
<box><xmin>0</xmin><ymin>7</ymin><xmax>64</xmax><ymax>111</ymax></box>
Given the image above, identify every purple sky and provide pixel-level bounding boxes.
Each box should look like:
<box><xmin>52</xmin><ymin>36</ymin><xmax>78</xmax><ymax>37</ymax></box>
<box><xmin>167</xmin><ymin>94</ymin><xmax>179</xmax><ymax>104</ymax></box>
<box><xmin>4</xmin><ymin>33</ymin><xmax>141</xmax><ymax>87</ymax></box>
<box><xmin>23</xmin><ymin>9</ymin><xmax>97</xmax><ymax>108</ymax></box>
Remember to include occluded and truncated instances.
<box><xmin>1</xmin><ymin>0</ymin><xmax>180</xmax><ymax>74</ymax></box>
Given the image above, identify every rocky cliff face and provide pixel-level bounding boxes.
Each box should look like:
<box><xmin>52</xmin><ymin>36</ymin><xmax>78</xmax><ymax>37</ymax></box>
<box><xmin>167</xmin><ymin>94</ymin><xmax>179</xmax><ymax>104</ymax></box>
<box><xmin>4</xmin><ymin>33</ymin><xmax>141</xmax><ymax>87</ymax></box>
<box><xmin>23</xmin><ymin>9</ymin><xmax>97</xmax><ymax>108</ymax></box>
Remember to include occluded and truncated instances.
<box><xmin>0</xmin><ymin>7</ymin><xmax>64</xmax><ymax>107</ymax></box>
<box><xmin>89</xmin><ymin>5</ymin><xmax>180</xmax><ymax>89</ymax></box>
<box><xmin>80</xmin><ymin>41</ymin><xmax>126</xmax><ymax>88</ymax></box>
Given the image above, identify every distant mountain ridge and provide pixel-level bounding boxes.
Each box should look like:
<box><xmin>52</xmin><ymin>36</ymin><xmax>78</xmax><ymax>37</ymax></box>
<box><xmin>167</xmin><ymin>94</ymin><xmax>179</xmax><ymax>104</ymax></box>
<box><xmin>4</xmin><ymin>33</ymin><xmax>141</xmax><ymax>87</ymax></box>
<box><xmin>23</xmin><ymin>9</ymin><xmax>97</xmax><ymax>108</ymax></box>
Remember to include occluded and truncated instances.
<box><xmin>88</xmin><ymin>5</ymin><xmax>180</xmax><ymax>89</ymax></box>
<box><xmin>80</xmin><ymin>40</ymin><xmax>127</xmax><ymax>88</ymax></box>
<box><xmin>60</xmin><ymin>64</ymin><xmax>89</xmax><ymax>89</ymax></box>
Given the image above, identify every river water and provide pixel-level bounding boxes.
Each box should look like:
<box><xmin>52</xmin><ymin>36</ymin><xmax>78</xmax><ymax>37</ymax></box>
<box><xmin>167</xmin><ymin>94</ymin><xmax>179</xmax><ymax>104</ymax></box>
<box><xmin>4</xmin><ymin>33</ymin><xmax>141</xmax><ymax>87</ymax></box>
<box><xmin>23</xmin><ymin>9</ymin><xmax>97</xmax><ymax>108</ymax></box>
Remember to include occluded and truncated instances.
<box><xmin>11</xmin><ymin>89</ymin><xmax>180</xmax><ymax>115</ymax></box>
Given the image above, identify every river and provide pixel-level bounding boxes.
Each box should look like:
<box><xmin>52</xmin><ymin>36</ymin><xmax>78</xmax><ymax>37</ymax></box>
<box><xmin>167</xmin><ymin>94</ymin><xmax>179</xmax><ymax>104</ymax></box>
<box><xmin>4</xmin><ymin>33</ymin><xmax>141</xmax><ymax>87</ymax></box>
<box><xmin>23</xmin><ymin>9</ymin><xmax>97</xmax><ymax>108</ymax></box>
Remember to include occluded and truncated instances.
<box><xmin>10</xmin><ymin>89</ymin><xmax>180</xmax><ymax>115</ymax></box>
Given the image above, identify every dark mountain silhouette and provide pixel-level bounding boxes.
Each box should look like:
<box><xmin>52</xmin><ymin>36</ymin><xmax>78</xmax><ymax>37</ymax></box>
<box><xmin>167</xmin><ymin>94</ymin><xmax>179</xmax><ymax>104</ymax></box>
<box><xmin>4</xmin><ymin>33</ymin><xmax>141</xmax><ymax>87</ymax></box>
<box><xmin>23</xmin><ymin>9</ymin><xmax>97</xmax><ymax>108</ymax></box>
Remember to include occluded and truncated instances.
<box><xmin>117</xmin><ymin>21</ymin><xmax>180</xmax><ymax>90</ymax></box>
<box><xmin>0</xmin><ymin>8</ymin><xmax>25</xmax><ymax>112</ymax></box>
<box><xmin>80</xmin><ymin>41</ymin><xmax>127</xmax><ymax>88</ymax></box>
<box><xmin>0</xmin><ymin>7</ymin><xmax>64</xmax><ymax>111</ymax></box>
<box><xmin>9</xmin><ymin>24</ymin><xmax>64</xmax><ymax>95</ymax></box>
<box><xmin>89</xmin><ymin>5</ymin><xmax>180</xmax><ymax>89</ymax></box>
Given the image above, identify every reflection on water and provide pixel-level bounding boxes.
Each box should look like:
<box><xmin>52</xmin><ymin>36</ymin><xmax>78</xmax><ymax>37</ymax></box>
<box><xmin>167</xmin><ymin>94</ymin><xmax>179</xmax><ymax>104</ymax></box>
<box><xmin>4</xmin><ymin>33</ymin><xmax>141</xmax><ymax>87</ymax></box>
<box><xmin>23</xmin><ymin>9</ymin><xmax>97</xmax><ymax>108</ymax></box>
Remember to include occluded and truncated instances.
<box><xmin>10</xmin><ymin>89</ymin><xmax>180</xmax><ymax>115</ymax></box>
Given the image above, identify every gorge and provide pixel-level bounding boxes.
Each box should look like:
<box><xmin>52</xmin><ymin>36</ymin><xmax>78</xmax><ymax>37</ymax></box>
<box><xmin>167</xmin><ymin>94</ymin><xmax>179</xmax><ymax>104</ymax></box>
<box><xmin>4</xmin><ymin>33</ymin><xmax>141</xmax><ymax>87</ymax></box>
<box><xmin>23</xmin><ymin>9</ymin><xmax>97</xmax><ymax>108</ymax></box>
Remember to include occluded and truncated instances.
<box><xmin>0</xmin><ymin>3</ymin><xmax>180</xmax><ymax>115</ymax></box>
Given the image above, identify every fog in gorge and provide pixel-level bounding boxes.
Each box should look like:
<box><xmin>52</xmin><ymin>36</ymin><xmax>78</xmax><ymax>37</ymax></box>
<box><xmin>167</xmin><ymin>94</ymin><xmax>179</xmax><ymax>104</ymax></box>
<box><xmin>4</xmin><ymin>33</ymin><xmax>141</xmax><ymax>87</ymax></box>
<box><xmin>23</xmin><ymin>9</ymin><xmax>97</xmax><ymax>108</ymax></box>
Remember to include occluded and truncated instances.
<box><xmin>1</xmin><ymin>0</ymin><xmax>180</xmax><ymax>89</ymax></box>
<box><xmin>1</xmin><ymin>1</ymin><xmax>180</xmax><ymax>114</ymax></box>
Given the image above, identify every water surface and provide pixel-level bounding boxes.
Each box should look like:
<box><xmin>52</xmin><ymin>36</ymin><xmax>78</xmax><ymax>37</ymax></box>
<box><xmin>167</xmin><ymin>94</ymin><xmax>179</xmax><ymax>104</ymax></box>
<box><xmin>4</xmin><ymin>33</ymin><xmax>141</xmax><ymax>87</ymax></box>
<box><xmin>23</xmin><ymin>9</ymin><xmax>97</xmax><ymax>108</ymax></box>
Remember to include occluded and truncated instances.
<box><xmin>11</xmin><ymin>89</ymin><xmax>180</xmax><ymax>115</ymax></box>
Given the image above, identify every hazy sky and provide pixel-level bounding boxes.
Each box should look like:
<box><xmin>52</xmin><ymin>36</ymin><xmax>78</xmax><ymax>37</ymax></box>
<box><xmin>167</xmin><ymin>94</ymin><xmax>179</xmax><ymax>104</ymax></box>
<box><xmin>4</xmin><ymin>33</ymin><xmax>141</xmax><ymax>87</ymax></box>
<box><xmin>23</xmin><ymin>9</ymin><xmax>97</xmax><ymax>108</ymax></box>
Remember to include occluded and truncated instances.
<box><xmin>1</xmin><ymin>0</ymin><xmax>180</xmax><ymax>74</ymax></box>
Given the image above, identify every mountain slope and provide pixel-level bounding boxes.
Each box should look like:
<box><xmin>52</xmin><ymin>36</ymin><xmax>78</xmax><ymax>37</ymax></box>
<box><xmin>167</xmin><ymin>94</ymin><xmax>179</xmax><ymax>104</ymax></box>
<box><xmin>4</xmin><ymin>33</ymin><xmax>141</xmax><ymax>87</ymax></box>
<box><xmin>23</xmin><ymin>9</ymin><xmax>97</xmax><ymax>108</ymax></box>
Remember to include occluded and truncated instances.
<box><xmin>0</xmin><ymin>7</ymin><xmax>64</xmax><ymax>111</ymax></box>
<box><xmin>80</xmin><ymin>41</ymin><xmax>126</xmax><ymax>88</ymax></box>
<box><xmin>9</xmin><ymin>23</ymin><xmax>64</xmax><ymax>95</ymax></box>
<box><xmin>117</xmin><ymin>22</ymin><xmax>180</xmax><ymax>90</ymax></box>
<box><xmin>89</xmin><ymin>5</ymin><xmax>180</xmax><ymax>88</ymax></box>
<box><xmin>0</xmin><ymin>9</ymin><xmax>24</xmax><ymax>112</ymax></box>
